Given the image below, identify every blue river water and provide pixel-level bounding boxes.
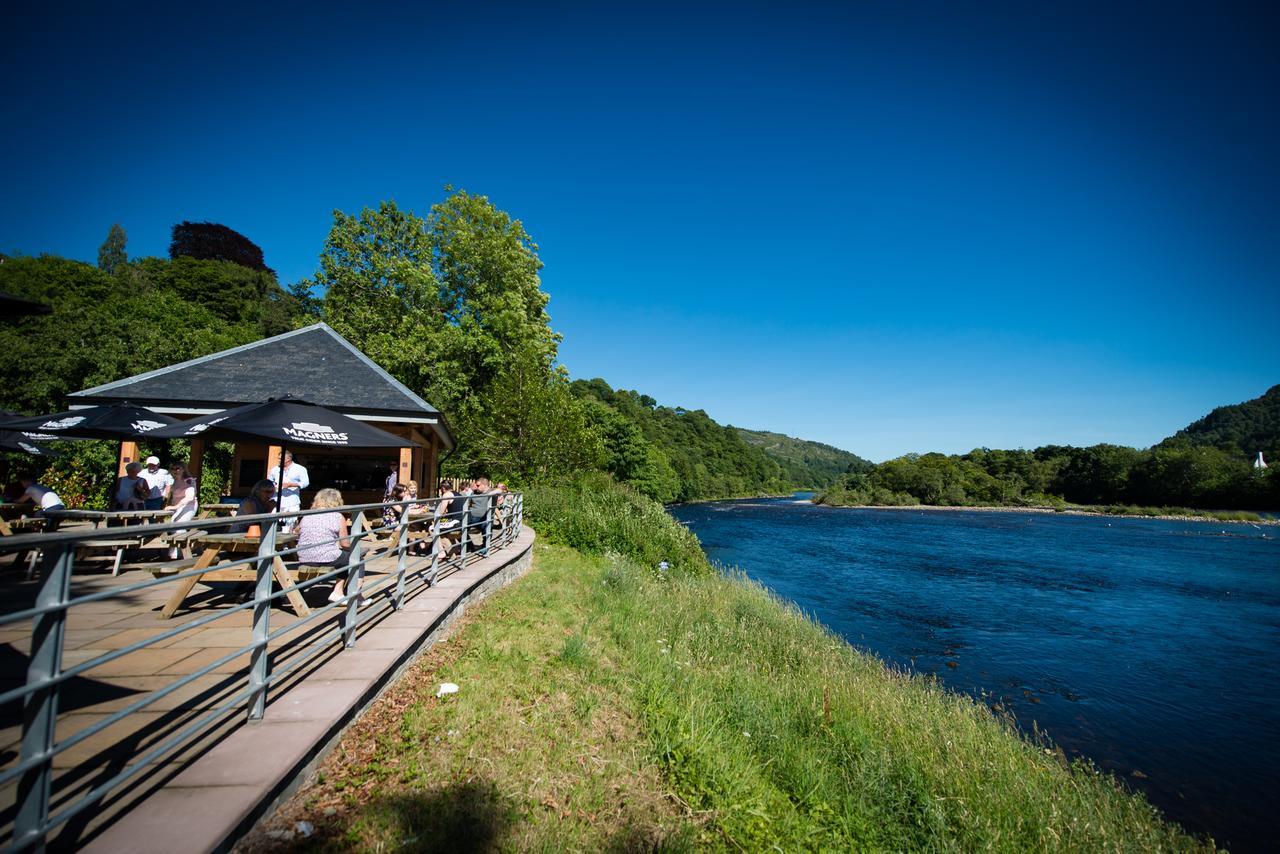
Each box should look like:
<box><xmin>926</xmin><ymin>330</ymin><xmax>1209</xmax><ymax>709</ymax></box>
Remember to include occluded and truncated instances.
<box><xmin>669</xmin><ymin>497</ymin><xmax>1279</xmax><ymax>851</ymax></box>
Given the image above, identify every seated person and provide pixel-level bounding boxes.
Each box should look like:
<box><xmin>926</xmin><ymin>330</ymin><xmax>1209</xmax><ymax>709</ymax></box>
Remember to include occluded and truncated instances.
<box><xmin>293</xmin><ymin>488</ymin><xmax>354</xmax><ymax>603</ymax></box>
<box><xmin>228</xmin><ymin>480</ymin><xmax>278</xmax><ymax>534</ymax></box>
<box><xmin>468</xmin><ymin>478</ymin><xmax>494</xmax><ymax>549</ymax></box>
<box><xmin>382</xmin><ymin>482</ymin><xmax>411</xmax><ymax>529</ymax></box>
<box><xmin>14</xmin><ymin>475</ymin><xmax>67</xmax><ymax>531</ymax></box>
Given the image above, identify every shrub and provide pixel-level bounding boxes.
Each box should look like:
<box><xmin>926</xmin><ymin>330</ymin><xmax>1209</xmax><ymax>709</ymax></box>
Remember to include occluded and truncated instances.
<box><xmin>523</xmin><ymin>472</ymin><xmax>710</xmax><ymax>574</ymax></box>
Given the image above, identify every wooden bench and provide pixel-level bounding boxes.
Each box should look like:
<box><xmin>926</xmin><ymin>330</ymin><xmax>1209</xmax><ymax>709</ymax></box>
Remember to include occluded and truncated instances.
<box><xmin>75</xmin><ymin>536</ymin><xmax>147</xmax><ymax>576</ymax></box>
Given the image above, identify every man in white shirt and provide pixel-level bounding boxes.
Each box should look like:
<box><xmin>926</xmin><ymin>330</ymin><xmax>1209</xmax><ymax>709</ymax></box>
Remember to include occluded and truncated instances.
<box><xmin>270</xmin><ymin>451</ymin><xmax>309</xmax><ymax>530</ymax></box>
<box><xmin>139</xmin><ymin>456</ymin><xmax>174</xmax><ymax>511</ymax></box>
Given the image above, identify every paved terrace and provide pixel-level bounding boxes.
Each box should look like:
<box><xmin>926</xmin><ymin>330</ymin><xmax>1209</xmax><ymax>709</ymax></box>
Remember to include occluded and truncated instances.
<box><xmin>0</xmin><ymin>523</ymin><xmax>535</xmax><ymax>852</ymax></box>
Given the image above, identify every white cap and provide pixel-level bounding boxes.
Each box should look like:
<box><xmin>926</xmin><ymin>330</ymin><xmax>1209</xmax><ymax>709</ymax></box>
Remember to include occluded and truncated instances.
<box><xmin>145</xmin><ymin>456</ymin><xmax>160</xmax><ymax>465</ymax></box>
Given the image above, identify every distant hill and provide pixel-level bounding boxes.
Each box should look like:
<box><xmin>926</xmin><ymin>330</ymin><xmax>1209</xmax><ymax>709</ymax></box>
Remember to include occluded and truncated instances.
<box><xmin>568</xmin><ymin>377</ymin><xmax>864</xmax><ymax>502</ymax></box>
<box><xmin>1159</xmin><ymin>385</ymin><xmax>1280</xmax><ymax>460</ymax></box>
<box><xmin>734</xmin><ymin>428</ymin><xmax>873</xmax><ymax>488</ymax></box>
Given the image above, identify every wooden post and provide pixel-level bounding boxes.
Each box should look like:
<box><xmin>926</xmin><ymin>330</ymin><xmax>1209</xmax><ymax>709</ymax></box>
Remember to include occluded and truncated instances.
<box><xmin>398</xmin><ymin>446</ymin><xmax>412</xmax><ymax>492</ymax></box>
<box><xmin>266</xmin><ymin>445</ymin><xmax>282</xmax><ymax>485</ymax></box>
<box><xmin>427</xmin><ymin>438</ymin><xmax>439</xmax><ymax>498</ymax></box>
<box><xmin>117</xmin><ymin>441</ymin><xmax>139</xmax><ymax>477</ymax></box>
<box><xmin>188</xmin><ymin>439</ymin><xmax>205</xmax><ymax>481</ymax></box>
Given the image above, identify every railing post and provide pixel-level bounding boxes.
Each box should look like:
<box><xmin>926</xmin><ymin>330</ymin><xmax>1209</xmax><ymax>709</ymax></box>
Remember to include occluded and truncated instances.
<box><xmin>428</xmin><ymin>503</ymin><xmax>442</xmax><ymax>586</ymax></box>
<box><xmin>393</xmin><ymin>501</ymin><xmax>410</xmax><ymax>610</ymax></box>
<box><xmin>483</xmin><ymin>495</ymin><xmax>494</xmax><ymax>556</ymax></box>
<box><xmin>247</xmin><ymin>519</ymin><xmax>277</xmax><ymax>721</ymax></box>
<box><xmin>341</xmin><ymin>514</ymin><xmax>367</xmax><ymax>648</ymax></box>
<box><xmin>459</xmin><ymin>498</ymin><xmax>471</xmax><ymax>565</ymax></box>
<box><xmin>14</xmin><ymin>542</ymin><xmax>74</xmax><ymax>848</ymax></box>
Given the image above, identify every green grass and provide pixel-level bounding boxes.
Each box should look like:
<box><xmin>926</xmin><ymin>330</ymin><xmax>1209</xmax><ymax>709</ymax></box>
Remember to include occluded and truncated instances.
<box><xmin>249</xmin><ymin>543</ymin><xmax>1214</xmax><ymax>852</ymax></box>
<box><xmin>1091</xmin><ymin>504</ymin><xmax>1266</xmax><ymax>522</ymax></box>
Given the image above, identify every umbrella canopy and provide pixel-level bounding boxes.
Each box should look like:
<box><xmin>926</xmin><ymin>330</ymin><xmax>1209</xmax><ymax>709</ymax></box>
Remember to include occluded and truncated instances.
<box><xmin>147</xmin><ymin>397</ymin><xmax>413</xmax><ymax>449</ymax></box>
<box><xmin>0</xmin><ymin>402</ymin><xmax>178</xmax><ymax>440</ymax></box>
<box><xmin>0</xmin><ymin>411</ymin><xmax>58</xmax><ymax>454</ymax></box>
<box><xmin>0</xmin><ymin>430</ymin><xmax>57</xmax><ymax>456</ymax></box>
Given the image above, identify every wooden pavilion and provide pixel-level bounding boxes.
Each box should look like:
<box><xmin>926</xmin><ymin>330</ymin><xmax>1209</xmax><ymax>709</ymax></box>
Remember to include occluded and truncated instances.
<box><xmin>68</xmin><ymin>323</ymin><xmax>455</xmax><ymax>501</ymax></box>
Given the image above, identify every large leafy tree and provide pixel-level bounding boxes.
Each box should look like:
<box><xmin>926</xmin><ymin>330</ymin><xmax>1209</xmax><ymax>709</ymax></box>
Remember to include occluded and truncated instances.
<box><xmin>97</xmin><ymin>223</ymin><xmax>127</xmax><ymax>275</ymax></box>
<box><xmin>170</xmin><ymin>221</ymin><xmax>273</xmax><ymax>273</ymax></box>
<box><xmin>309</xmin><ymin>201</ymin><xmax>460</xmax><ymax>408</ymax></box>
<box><xmin>309</xmin><ymin>191</ymin><xmax>578</xmax><ymax>477</ymax></box>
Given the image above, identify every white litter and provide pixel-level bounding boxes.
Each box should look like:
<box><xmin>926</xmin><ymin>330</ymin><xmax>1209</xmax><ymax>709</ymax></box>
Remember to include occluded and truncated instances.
<box><xmin>295</xmin><ymin>821</ymin><xmax>314</xmax><ymax>838</ymax></box>
<box><xmin>436</xmin><ymin>682</ymin><xmax>459</xmax><ymax>697</ymax></box>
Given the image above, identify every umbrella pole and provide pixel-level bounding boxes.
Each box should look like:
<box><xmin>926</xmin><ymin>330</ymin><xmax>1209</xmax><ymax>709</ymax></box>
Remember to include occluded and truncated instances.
<box><xmin>277</xmin><ymin>443</ymin><xmax>287</xmax><ymax>519</ymax></box>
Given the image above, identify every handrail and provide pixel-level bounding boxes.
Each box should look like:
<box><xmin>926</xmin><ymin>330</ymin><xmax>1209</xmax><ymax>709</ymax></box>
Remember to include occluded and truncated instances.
<box><xmin>0</xmin><ymin>490</ymin><xmax>524</xmax><ymax>851</ymax></box>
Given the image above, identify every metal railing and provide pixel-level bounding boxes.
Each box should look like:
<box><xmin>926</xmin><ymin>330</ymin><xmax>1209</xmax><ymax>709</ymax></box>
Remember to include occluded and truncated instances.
<box><xmin>0</xmin><ymin>490</ymin><xmax>524</xmax><ymax>851</ymax></box>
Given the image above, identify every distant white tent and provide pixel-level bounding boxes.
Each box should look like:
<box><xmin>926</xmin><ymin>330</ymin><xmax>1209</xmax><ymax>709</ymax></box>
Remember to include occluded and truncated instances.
<box><xmin>1255</xmin><ymin>451</ymin><xmax>1268</xmax><ymax>470</ymax></box>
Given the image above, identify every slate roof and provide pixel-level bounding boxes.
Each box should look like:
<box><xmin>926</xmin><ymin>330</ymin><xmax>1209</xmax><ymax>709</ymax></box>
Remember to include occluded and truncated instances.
<box><xmin>70</xmin><ymin>323</ymin><xmax>454</xmax><ymax>448</ymax></box>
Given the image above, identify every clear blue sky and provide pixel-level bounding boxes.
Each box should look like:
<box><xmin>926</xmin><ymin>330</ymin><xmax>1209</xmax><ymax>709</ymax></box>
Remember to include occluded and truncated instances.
<box><xmin>3</xmin><ymin>3</ymin><xmax>1277</xmax><ymax>461</ymax></box>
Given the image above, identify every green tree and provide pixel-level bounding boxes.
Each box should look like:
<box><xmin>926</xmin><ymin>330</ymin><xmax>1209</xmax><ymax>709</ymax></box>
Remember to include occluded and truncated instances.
<box><xmin>97</xmin><ymin>223</ymin><xmax>127</xmax><ymax>275</ymax></box>
<box><xmin>461</xmin><ymin>345</ymin><xmax>603</xmax><ymax>483</ymax></box>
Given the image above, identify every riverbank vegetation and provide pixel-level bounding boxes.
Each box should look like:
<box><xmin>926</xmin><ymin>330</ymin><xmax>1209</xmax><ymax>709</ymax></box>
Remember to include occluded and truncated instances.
<box><xmin>248</xmin><ymin>482</ymin><xmax>1211</xmax><ymax>851</ymax></box>
<box><xmin>816</xmin><ymin>436</ymin><xmax>1279</xmax><ymax>514</ymax></box>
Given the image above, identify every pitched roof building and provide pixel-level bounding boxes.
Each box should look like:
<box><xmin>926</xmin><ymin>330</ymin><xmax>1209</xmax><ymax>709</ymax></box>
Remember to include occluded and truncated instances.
<box><xmin>71</xmin><ymin>323</ymin><xmax>453</xmax><ymax>498</ymax></box>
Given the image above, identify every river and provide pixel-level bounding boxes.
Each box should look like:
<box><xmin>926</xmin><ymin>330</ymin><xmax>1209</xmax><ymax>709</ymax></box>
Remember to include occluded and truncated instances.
<box><xmin>669</xmin><ymin>497</ymin><xmax>1279</xmax><ymax>851</ymax></box>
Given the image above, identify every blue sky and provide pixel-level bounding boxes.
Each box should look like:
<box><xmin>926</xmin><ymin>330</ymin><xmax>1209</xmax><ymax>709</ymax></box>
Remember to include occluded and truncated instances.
<box><xmin>3</xmin><ymin>2</ymin><xmax>1277</xmax><ymax>461</ymax></box>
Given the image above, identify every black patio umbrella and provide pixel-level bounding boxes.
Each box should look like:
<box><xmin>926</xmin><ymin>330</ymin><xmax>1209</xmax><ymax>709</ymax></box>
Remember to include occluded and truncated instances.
<box><xmin>0</xmin><ymin>430</ymin><xmax>58</xmax><ymax>456</ymax></box>
<box><xmin>148</xmin><ymin>397</ymin><xmax>412</xmax><ymax>503</ymax></box>
<box><xmin>0</xmin><ymin>401</ymin><xmax>177</xmax><ymax>439</ymax></box>
<box><xmin>0</xmin><ymin>412</ymin><xmax>58</xmax><ymax>455</ymax></box>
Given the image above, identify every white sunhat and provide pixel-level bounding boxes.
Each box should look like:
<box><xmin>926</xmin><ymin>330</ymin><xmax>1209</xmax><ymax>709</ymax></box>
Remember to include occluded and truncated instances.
<box><xmin>145</xmin><ymin>455</ymin><xmax>160</xmax><ymax>465</ymax></box>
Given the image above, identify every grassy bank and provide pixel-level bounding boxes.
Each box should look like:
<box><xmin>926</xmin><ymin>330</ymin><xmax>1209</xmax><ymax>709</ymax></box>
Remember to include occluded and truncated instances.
<box><xmin>247</xmin><ymin>481</ymin><xmax>1211</xmax><ymax>850</ymax></box>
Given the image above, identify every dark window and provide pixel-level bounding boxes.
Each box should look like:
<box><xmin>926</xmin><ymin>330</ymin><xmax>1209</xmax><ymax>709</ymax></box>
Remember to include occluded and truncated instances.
<box><xmin>302</xmin><ymin>453</ymin><xmax>398</xmax><ymax>494</ymax></box>
<box><xmin>239</xmin><ymin>458</ymin><xmax>266</xmax><ymax>485</ymax></box>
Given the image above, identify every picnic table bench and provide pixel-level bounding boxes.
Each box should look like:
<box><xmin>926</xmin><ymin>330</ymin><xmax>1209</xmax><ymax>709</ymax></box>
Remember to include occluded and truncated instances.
<box><xmin>44</xmin><ymin>508</ymin><xmax>174</xmax><ymax>575</ymax></box>
<box><xmin>156</xmin><ymin>531</ymin><xmax>314</xmax><ymax>619</ymax></box>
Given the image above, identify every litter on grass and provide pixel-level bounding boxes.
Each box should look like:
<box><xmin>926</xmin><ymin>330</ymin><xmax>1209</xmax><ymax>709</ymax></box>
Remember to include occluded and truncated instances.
<box><xmin>436</xmin><ymin>682</ymin><xmax>460</xmax><ymax>698</ymax></box>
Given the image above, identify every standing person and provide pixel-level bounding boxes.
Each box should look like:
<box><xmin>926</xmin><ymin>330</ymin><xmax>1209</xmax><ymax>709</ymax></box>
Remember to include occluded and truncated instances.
<box><xmin>384</xmin><ymin>461</ymin><xmax>399</xmax><ymax>500</ymax></box>
<box><xmin>294</xmin><ymin>488</ymin><xmax>354</xmax><ymax>604</ymax></box>
<box><xmin>270</xmin><ymin>451</ymin><xmax>309</xmax><ymax>531</ymax></box>
<box><xmin>140</xmin><ymin>456</ymin><xmax>174</xmax><ymax>511</ymax></box>
<box><xmin>165</xmin><ymin>462</ymin><xmax>199</xmax><ymax>559</ymax></box>
<box><xmin>15</xmin><ymin>475</ymin><xmax>66</xmax><ymax>530</ymax></box>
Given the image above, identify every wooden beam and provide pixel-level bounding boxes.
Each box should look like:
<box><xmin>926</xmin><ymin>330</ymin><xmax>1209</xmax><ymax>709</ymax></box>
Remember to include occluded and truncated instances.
<box><xmin>117</xmin><ymin>441</ymin><xmax>139</xmax><ymax>477</ymax></box>
<box><xmin>188</xmin><ymin>439</ymin><xmax>205</xmax><ymax>481</ymax></box>
<box><xmin>399</xmin><ymin>446</ymin><xmax>412</xmax><ymax>492</ymax></box>
<box><xmin>266</xmin><ymin>445</ymin><xmax>282</xmax><ymax>485</ymax></box>
<box><xmin>427</xmin><ymin>437</ymin><xmax>439</xmax><ymax>497</ymax></box>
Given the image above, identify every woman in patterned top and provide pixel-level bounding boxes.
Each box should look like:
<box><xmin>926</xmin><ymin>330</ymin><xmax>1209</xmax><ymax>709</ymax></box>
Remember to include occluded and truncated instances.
<box><xmin>295</xmin><ymin>488</ymin><xmax>354</xmax><ymax>603</ymax></box>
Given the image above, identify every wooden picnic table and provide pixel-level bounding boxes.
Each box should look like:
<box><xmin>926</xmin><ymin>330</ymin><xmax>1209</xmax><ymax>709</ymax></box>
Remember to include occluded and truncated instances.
<box><xmin>42</xmin><ymin>509</ymin><xmax>174</xmax><ymax>575</ymax></box>
<box><xmin>196</xmin><ymin>503</ymin><xmax>241</xmax><ymax>519</ymax></box>
<box><xmin>0</xmin><ymin>515</ymin><xmax>46</xmax><ymax>535</ymax></box>
<box><xmin>45</xmin><ymin>508</ymin><xmax>174</xmax><ymax>528</ymax></box>
<box><xmin>158</xmin><ymin>531</ymin><xmax>309</xmax><ymax>619</ymax></box>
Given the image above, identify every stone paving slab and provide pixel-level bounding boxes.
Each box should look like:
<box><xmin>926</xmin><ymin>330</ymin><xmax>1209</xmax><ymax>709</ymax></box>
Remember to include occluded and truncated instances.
<box><xmin>0</xmin><ymin>526</ymin><xmax>534</xmax><ymax>851</ymax></box>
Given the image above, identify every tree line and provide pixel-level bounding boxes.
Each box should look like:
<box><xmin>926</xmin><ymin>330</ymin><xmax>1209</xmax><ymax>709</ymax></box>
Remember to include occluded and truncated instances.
<box><xmin>818</xmin><ymin>442</ymin><xmax>1278</xmax><ymax>512</ymax></box>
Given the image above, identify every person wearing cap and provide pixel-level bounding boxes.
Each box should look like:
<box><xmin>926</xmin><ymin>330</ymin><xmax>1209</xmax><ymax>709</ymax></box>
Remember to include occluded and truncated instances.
<box><xmin>139</xmin><ymin>456</ymin><xmax>174</xmax><ymax>511</ymax></box>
